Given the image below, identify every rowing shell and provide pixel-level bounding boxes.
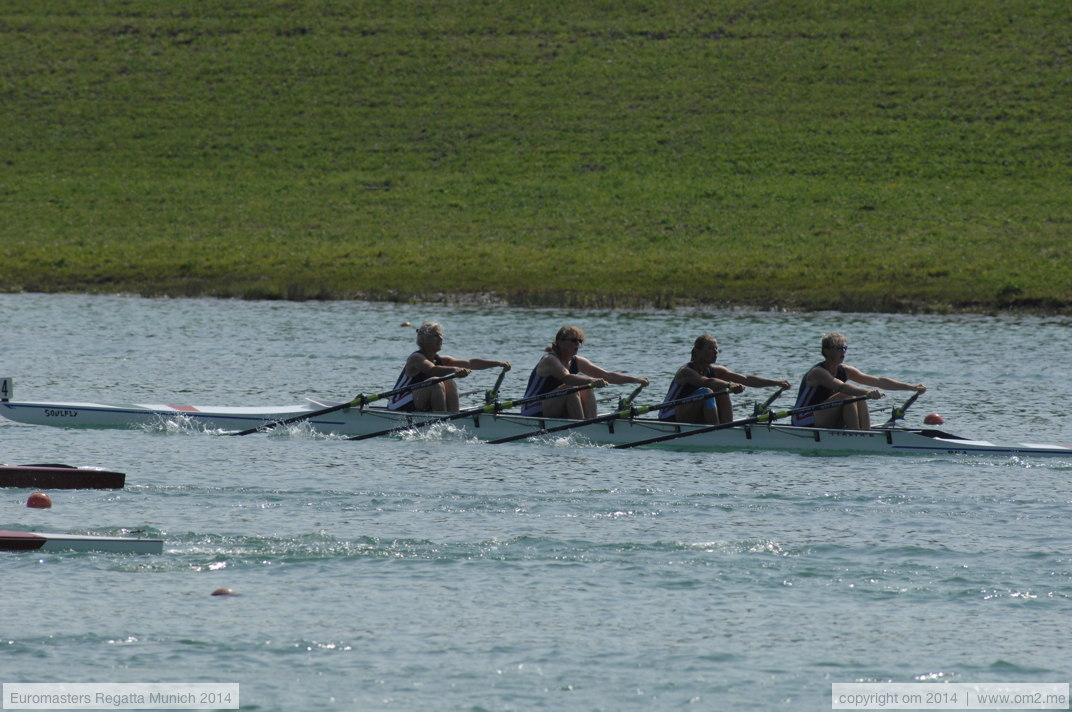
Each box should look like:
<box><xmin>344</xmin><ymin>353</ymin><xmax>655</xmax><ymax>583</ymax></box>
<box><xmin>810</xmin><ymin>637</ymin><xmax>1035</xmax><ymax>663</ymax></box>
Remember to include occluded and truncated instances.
<box><xmin>0</xmin><ymin>530</ymin><xmax>163</xmax><ymax>554</ymax></box>
<box><xmin>0</xmin><ymin>464</ymin><xmax>125</xmax><ymax>489</ymax></box>
<box><xmin>2</xmin><ymin>397</ymin><xmax>1071</xmax><ymax>457</ymax></box>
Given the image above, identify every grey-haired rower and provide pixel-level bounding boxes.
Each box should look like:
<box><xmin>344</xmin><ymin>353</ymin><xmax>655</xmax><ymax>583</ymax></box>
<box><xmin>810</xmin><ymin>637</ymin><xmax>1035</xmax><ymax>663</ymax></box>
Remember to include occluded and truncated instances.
<box><xmin>388</xmin><ymin>321</ymin><xmax>510</xmax><ymax>413</ymax></box>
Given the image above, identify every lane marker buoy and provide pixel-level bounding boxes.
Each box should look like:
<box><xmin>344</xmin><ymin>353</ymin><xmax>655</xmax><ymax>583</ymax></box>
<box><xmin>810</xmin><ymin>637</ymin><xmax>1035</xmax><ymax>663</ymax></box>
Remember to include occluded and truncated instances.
<box><xmin>26</xmin><ymin>492</ymin><xmax>52</xmax><ymax>509</ymax></box>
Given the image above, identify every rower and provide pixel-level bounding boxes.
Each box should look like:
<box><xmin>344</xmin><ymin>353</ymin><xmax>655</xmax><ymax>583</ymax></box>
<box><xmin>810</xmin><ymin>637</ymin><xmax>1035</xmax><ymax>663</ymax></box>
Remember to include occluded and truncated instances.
<box><xmin>659</xmin><ymin>335</ymin><xmax>791</xmax><ymax>424</ymax></box>
<box><xmin>521</xmin><ymin>325</ymin><xmax>649</xmax><ymax>419</ymax></box>
<box><xmin>387</xmin><ymin>321</ymin><xmax>510</xmax><ymax>413</ymax></box>
<box><xmin>792</xmin><ymin>332</ymin><xmax>926</xmax><ymax>429</ymax></box>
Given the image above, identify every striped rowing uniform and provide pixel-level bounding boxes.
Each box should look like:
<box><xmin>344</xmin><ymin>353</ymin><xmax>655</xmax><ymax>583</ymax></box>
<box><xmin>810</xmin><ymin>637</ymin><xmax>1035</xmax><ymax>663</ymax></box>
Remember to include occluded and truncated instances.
<box><xmin>659</xmin><ymin>363</ymin><xmax>714</xmax><ymax>421</ymax></box>
<box><xmin>388</xmin><ymin>354</ymin><xmax>443</xmax><ymax>412</ymax></box>
<box><xmin>520</xmin><ymin>355</ymin><xmax>579</xmax><ymax>416</ymax></box>
<box><xmin>791</xmin><ymin>362</ymin><xmax>846</xmax><ymax>426</ymax></box>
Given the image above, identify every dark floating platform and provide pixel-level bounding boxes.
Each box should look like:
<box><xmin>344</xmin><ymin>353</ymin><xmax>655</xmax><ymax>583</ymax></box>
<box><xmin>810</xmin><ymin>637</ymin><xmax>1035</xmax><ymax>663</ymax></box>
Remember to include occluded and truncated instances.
<box><xmin>0</xmin><ymin>464</ymin><xmax>126</xmax><ymax>489</ymax></box>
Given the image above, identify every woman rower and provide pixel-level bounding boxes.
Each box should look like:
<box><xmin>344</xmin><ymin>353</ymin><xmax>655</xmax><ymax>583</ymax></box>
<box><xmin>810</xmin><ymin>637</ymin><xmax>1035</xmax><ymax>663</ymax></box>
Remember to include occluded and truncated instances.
<box><xmin>792</xmin><ymin>331</ymin><xmax>925</xmax><ymax>428</ymax></box>
<box><xmin>521</xmin><ymin>325</ymin><xmax>649</xmax><ymax>419</ymax></box>
<box><xmin>388</xmin><ymin>321</ymin><xmax>510</xmax><ymax>413</ymax></box>
<box><xmin>659</xmin><ymin>334</ymin><xmax>791</xmax><ymax>424</ymax></box>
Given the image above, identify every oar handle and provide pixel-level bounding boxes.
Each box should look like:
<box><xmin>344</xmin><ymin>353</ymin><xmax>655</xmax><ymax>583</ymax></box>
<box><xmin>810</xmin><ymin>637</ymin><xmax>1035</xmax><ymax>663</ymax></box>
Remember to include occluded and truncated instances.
<box><xmin>494</xmin><ymin>381</ymin><xmax>598</xmax><ymax>412</ymax></box>
<box><xmin>347</xmin><ymin>382</ymin><xmax>599</xmax><ymax>442</ymax></box>
<box><xmin>485</xmin><ymin>389</ymin><xmax>724</xmax><ymax>445</ymax></box>
<box><xmin>356</xmin><ymin>371</ymin><xmax>461</xmax><ymax>406</ymax></box>
<box><xmin>626</xmin><ymin>388</ymin><xmax>729</xmax><ymax>419</ymax></box>
<box><xmin>228</xmin><ymin>372</ymin><xmax>462</xmax><ymax>436</ymax></box>
<box><xmin>615</xmin><ymin>394</ymin><xmax>870</xmax><ymax>449</ymax></box>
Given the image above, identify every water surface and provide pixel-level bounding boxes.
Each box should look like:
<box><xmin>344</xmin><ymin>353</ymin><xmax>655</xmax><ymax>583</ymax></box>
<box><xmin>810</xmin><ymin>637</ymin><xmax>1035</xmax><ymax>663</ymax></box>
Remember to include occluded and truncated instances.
<box><xmin>1</xmin><ymin>294</ymin><xmax>1070</xmax><ymax>711</ymax></box>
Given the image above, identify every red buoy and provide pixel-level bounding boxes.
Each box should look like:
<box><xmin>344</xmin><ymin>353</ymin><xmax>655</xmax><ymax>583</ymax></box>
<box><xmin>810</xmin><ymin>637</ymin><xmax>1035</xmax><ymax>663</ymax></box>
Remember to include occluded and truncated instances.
<box><xmin>923</xmin><ymin>413</ymin><xmax>945</xmax><ymax>426</ymax></box>
<box><xmin>26</xmin><ymin>492</ymin><xmax>52</xmax><ymax>509</ymax></box>
<box><xmin>211</xmin><ymin>588</ymin><xmax>237</xmax><ymax>596</ymax></box>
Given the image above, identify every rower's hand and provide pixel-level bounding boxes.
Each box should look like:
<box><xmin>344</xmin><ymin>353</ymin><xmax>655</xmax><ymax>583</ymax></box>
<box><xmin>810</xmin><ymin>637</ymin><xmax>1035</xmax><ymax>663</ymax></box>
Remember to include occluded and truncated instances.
<box><xmin>730</xmin><ymin>383</ymin><xmax>746</xmax><ymax>394</ymax></box>
<box><xmin>776</xmin><ymin>380</ymin><xmax>791</xmax><ymax>391</ymax></box>
<box><xmin>591</xmin><ymin>378</ymin><xmax>609</xmax><ymax>388</ymax></box>
<box><xmin>455</xmin><ymin>368</ymin><xmax>472</xmax><ymax>378</ymax></box>
<box><xmin>913</xmin><ymin>384</ymin><xmax>926</xmax><ymax>393</ymax></box>
<box><xmin>867</xmin><ymin>389</ymin><xmax>884</xmax><ymax>399</ymax></box>
<box><xmin>500</xmin><ymin>362</ymin><xmax>511</xmax><ymax>371</ymax></box>
<box><xmin>635</xmin><ymin>377</ymin><xmax>650</xmax><ymax>387</ymax></box>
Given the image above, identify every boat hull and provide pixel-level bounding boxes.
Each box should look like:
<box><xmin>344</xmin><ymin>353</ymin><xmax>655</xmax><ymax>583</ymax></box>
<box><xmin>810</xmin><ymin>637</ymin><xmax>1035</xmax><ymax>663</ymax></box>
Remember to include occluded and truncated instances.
<box><xmin>2</xmin><ymin>398</ymin><xmax>1071</xmax><ymax>457</ymax></box>
<box><xmin>0</xmin><ymin>530</ymin><xmax>163</xmax><ymax>554</ymax></box>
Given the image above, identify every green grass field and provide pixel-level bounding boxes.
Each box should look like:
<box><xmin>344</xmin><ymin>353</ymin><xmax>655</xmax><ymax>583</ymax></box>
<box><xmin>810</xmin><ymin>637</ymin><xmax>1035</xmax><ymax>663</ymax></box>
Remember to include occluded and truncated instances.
<box><xmin>2</xmin><ymin>1</ymin><xmax>1069</xmax><ymax>312</ymax></box>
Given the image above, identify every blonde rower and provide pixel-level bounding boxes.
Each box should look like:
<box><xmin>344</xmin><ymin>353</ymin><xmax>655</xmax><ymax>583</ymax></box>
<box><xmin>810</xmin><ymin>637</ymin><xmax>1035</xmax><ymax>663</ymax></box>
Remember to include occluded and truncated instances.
<box><xmin>792</xmin><ymin>332</ymin><xmax>925</xmax><ymax>428</ymax></box>
<box><xmin>521</xmin><ymin>325</ymin><xmax>649</xmax><ymax>419</ymax></box>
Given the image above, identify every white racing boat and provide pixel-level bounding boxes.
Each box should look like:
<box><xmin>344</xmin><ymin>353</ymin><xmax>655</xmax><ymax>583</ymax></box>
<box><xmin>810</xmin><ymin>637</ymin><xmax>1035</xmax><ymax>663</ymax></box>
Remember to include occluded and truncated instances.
<box><xmin>0</xmin><ymin>530</ymin><xmax>163</xmax><ymax>554</ymax></box>
<box><xmin>1</xmin><ymin>383</ymin><xmax>1070</xmax><ymax>458</ymax></box>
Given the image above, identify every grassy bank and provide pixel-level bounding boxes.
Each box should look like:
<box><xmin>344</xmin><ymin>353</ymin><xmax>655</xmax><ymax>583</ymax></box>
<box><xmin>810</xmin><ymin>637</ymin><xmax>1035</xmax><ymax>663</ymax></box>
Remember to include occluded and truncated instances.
<box><xmin>1</xmin><ymin>1</ymin><xmax>1069</xmax><ymax>312</ymax></box>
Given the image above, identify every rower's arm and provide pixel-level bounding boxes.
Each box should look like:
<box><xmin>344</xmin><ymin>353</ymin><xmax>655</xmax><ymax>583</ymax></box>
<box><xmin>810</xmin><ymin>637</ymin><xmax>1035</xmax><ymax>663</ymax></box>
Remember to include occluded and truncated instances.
<box><xmin>681</xmin><ymin>365</ymin><xmax>741</xmax><ymax>393</ymax></box>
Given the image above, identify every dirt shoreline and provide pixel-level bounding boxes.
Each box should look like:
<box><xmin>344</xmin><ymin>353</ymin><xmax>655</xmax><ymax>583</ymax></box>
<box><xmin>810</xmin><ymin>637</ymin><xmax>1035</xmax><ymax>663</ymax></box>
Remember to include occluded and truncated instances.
<box><xmin>8</xmin><ymin>288</ymin><xmax>1070</xmax><ymax>317</ymax></box>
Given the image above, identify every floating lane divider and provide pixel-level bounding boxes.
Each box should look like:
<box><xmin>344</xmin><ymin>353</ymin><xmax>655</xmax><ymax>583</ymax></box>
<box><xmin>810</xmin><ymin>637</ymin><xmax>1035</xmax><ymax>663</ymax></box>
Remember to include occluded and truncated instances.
<box><xmin>347</xmin><ymin>382</ymin><xmax>600</xmax><ymax>442</ymax></box>
<box><xmin>485</xmin><ymin>387</ymin><xmax>729</xmax><ymax>445</ymax></box>
<box><xmin>614</xmin><ymin>394</ymin><xmax>873</xmax><ymax>450</ymax></box>
<box><xmin>230</xmin><ymin>372</ymin><xmax>463</xmax><ymax>436</ymax></box>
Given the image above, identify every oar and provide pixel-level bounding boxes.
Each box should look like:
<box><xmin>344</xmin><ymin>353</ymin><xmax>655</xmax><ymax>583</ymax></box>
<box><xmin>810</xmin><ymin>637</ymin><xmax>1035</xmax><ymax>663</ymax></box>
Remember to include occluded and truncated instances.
<box><xmin>879</xmin><ymin>389</ymin><xmax>924</xmax><ymax>428</ymax></box>
<box><xmin>615</xmin><ymin>382</ymin><xmax>648</xmax><ymax>411</ymax></box>
<box><xmin>483</xmin><ymin>365</ymin><xmax>510</xmax><ymax>404</ymax></box>
<box><xmin>614</xmin><ymin>394</ymin><xmax>872</xmax><ymax>450</ymax></box>
<box><xmin>229</xmin><ymin>372</ymin><xmax>462</xmax><ymax>436</ymax></box>
<box><xmin>752</xmin><ymin>386</ymin><xmax>787</xmax><ymax>416</ymax></box>
<box><xmin>347</xmin><ymin>381</ymin><xmax>600</xmax><ymax>441</ymax></box>
<box><xmin>485</xmin><ymin>388</ymin><xmax>725</xmax><ymax>445</ymax></box>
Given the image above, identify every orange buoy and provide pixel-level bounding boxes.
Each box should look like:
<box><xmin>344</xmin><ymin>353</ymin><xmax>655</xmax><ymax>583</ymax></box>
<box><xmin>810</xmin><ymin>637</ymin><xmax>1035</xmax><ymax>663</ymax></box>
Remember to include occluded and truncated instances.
<box><xmin>211</xmin><ymin>588</ymin><xmax>237</xmax><ymax>596</ymax></box>
<box><xmin>923</xmin><ymin>413</ymin><xmax>945</xmax><ymax>426</ymax></box>
<box><xmin>400</xmin><ymin>321</ymin><xmax>412</xmax><ymax>327</ymax></box>
<box><xmin>26</xmin><ymin>491</ymin><xmax>52</xmax><ymax>509</ymax></box>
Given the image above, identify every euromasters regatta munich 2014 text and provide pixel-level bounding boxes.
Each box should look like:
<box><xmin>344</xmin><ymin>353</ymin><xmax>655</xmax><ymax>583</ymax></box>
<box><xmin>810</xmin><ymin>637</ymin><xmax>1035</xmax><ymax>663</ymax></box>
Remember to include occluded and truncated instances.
<box><xmin>7</xmin><ymin>691</ymin><xmax>197</xmax><ymax>706</ymax></box>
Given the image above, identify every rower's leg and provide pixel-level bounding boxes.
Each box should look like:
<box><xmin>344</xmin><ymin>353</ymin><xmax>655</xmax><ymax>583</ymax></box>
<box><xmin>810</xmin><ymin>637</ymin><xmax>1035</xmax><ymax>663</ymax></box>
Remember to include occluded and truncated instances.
<box><xmin>811</xmin><ymin>396</ymin><xmax>846</xmax><ymax>428</ymax></box>
<box><xmin>541</xmin><ymin>390</ymin><xmax>582</xmax><ymax>419</ymax></box>
<box><xmin>854</xmin><ymin>400</ymin><xmax>871</xmax><ymax>429</ymax></box>
<box><xmin>671</xmin><ymin>388</ymin><xmax>717</xmax><ymax>424</ymax></box>
<box><xmin>424</xmin><ymin>383</ymin><xmax>445</xmax><ymax>411</ymax></box>
<box><xmin>579</xmin><ymin>389</ymin><xmax>597</xmax><ymax>419</ymax></box>
<box><xmin>444</xmin><ymin>381</ymin><xmax>460</xmax><ymax>412</ymax></box>
<box><xmin>839</xmin><ymin>399</ymin><xmax>871</xmax><ymax>429</ymax></box>
<box><xmin>411</xmin><ymin>385</ymin><xmax>439</xmax><ymax>412</ymax></box>
<box><xmin>714</xmin><ymin>391</ymin><xmax>734</xmax><ymax>424</ymax></box>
